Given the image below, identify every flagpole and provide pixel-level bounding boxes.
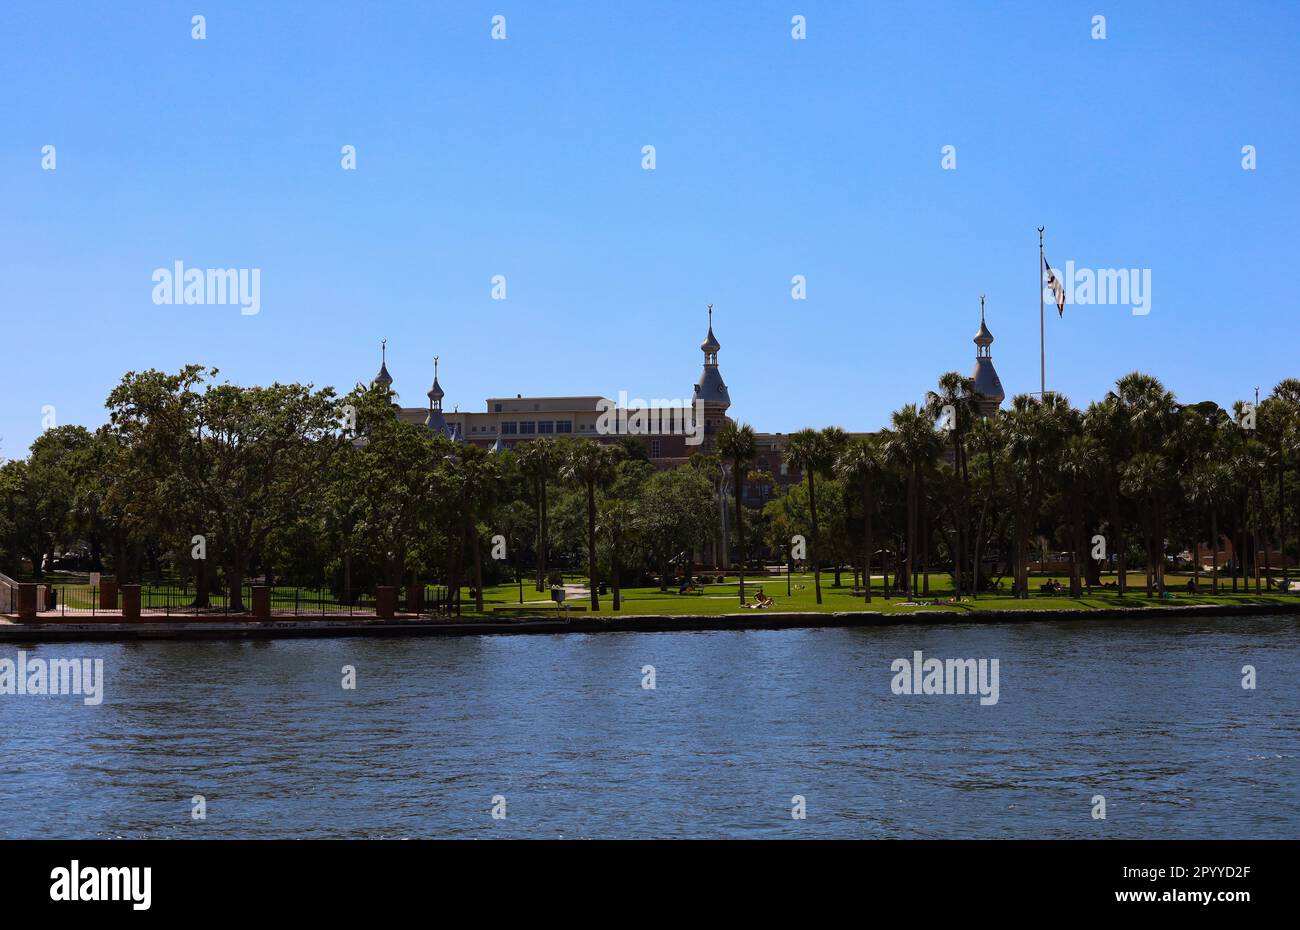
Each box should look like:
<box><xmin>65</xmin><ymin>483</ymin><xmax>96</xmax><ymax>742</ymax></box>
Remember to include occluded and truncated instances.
<box><xmin>1038</xmin><ymin>225</ymin><xmax>1046</xmax><ymax>399</ymax></box>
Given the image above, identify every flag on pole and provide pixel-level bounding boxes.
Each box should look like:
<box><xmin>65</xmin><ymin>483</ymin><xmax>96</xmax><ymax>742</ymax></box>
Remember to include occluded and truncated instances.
<box><xmin>1043</xmin><ymin>255</ymin><xmax>1066</xmax><ymax>316</ymax></box>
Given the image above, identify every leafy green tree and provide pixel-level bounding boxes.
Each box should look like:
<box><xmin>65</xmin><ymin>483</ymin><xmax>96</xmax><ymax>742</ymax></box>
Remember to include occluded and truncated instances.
<box><xmin>105</xmin><ymin>366</ymin><xmax>344</xmax><ymax>611</ymax></box>
<box><xmin>637</xmin><ymin>466</ymin><xmax>716</xmax><ymax>590</ymax></box>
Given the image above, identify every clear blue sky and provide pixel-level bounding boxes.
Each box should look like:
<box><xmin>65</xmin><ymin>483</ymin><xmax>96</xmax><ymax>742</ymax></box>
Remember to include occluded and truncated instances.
<box><xmin>2</xmin><ymin>1</ymin><xmax>1297</xmax><ymax>458</ymax></box>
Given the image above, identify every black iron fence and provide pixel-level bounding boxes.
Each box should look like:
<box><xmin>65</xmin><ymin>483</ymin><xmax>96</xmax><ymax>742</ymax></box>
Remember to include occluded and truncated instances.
<box><xmin>35</xmin><ymin>582</ymin><xmax>461</xmax><ymax>618</ymax></box>
<box><xmin>426</xmin><ymin>586</ymin><xmax>460</xmax><ymax>616</ymax></box>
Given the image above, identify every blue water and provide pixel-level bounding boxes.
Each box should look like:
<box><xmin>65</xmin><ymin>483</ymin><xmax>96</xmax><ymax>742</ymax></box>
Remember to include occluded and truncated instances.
<box><xmin>1</xmin><ymin>615</ymin><xmax>1297</xmax><ymax>838</ymax></box>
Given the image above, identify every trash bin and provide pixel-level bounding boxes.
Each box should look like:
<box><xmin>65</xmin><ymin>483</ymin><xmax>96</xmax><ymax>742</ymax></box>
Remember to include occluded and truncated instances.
<box><xmin>599</xmin><ymin>582</ymin><xmax>607</xmax><ymax>595</ymax></box>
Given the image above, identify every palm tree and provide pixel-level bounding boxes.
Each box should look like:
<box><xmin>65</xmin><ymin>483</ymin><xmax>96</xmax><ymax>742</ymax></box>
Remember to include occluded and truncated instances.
<box><xmin>782</xmin><ymin>428</ymin><xmax>847</xmax><ymax>603</ymax></box>
<box><xmin>597</xmin><ymin>498</ymin><xmax>635</xmax><ymax>611</ymax></box>
<box><xmin>1058</xmin><ymin>432</ymin><xmax>1102</xmax><ymax>596</ymax></box>
<box><xmin>1083</xmin><ymin>396</ymin><xmax>1128</xmax><ymax>594</ymax></box>
<box><xmin>834</xmin><ymin>436</ymin><xmax>884</xmax><ymax>602</ymax></box>
<box><xmin>1268</xmin><ymin>379</ymin><xmax>1300</xmax><ymax>584</ymax></box>
<box><xmin>881</xmin><ymin>405</ymin><xmax>942</xmax><ymax>598</ymax></box>
<box><xmin>560</xmin><ymin>439</ymin><xmax>623</xmax><ymax>611</ymax></box>
<box><xmin>445</xmin><ymin>444</ymin><xmax>502</xmax><ymax>613</ymax></box>
<box><xmin>518</xmin><ymin>436</ymin><xmax>557</xmax><ymax>590</ymax></box>
<box><xmin>1183</xmin><ymin>464</ymin><xmax>1220</xmax><ymax>595</ymax></box>
<box><xmin>783</xmin><ymin>430</ymin><xmax>825</xmax><ymax>602</ymax></box>
<box><xmin>1095</xmin><ymin>373</ymin><xmax>1175</xmax><ymax>594</ymax></box>
<box><xmin>716</xmin><ymin>421</ymin><xmax>757</xmax><ymax>604</ymax></box>
<box><xmin>1121</xmin><ymin>452</ymin><xmax>1167</xmax><ymax>597</ymax></box>
<box><xmin>926</xmin><ymin>373</ymin><xmax>977</xmax><ymax>596</ymax></box>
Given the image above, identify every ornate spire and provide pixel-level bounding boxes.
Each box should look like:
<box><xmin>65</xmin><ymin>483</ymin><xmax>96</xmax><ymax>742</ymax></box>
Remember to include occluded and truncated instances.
<box><xmin>427</xmin><ymin>355</ymin><xmax>444</xmax><ymax>409</ymax></box>
<box><xmin>424</xmin><ymin>354</ymin><xmax>453</xmax><ymax>435</ymax></box>
<box><xmin>974</xmin><ymin>294</ymin><xmax>994</xmax><ymax>350</ymax></box>
<box><xmin>970</xmin><ymin>296</ymin><xmax>1004</xmax><ymax>418</ymax></box>
<box><xmin>700</xmin><ymin>303</ymin><xmax>721</xmax><ymax>358</ymax></box>
<box><xmin>693</xmin><ymin>303</ymin><xmax>730</xmax><ymax>411</ymax></box>
<box><xmin>373</xmin><ymin>338</ymin><xmax>393</xmax><ymax>387</ymax></box>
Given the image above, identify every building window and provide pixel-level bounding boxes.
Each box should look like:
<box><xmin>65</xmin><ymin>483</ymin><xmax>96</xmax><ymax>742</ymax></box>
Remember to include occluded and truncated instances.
<box><xmin>494</xmin><ymin>403</ymin><xmax>503</xmax><ymax>413</ymax></box>
<box><xmin>538</xmin><ymin>421</ymin><xmax>554</xmax><ymax>434</ymax></box>
<box><xmin>501</xmin><ymin>422</ymin><xmax>518</xmax><ymax>435</ymax></box>
<box><xmin>556</xmin><ymin>421</ymin><xmax>572</xmax><ymax>433</ymax></box>
<box><xmin>650</xmin><ymin>439</ymin><xmax>662</xmax><ymax>458</ymax></box>
<box><xmin>519</xmin><ymin>421</ymin><xmax>536</xmax><ymax>434</ymax></box>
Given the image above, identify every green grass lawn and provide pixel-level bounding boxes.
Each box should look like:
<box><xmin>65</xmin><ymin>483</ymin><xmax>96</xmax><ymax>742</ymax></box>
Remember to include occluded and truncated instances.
<box><xmin>469</xmin><ymin>571</ymin><xmax>1300</xmax><ymax>617</ymax></box>
<box><xmin>30</xmin><ymin>569</ymin><xmax>1298</xmax><ymax>619</ymax></box>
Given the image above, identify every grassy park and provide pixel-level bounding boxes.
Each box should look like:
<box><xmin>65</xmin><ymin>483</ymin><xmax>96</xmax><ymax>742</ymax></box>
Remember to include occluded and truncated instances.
<box><xmin>466</xmin><ymin>570</ymin><xmax>1300</xmax><ymax>618</ymax></box>
<box><xmin>22</xmin><ymin>568</ymin><xmax>1300</xmax><ymax>623</ymax></box>
<box><xmin>8</xmin><ymin>371</ymin><xmax>1300</xmax><ymax>630</ymax></box>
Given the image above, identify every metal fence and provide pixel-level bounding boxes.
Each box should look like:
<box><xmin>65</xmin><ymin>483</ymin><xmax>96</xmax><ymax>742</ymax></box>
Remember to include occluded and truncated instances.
<box><xmin>35</xmin><ymin>583</ymin><xmax>459</xmax><ymax>618</ymax></box>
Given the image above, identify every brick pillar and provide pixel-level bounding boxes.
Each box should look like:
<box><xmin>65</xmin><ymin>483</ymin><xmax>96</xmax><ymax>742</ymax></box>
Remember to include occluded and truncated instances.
<box><xmin>405</xmin><ymin>584</ymin><xmax>423</xmax><ymax>614</ymax></box>
<box><xmin>17</xmin><ymin>583</ymin><xmax>38</xmax><ymax>620</ymax></box>
<box><xmin>252</xmin><ymin>586</ymin><xmax>271</xmax><ymax>620</ymax></box>
<box><xmin>376</xmin><ymin>586</ymin><xmax>395</xmax><ymax>619</ymax></box>
<box><xmin>99</xmin><ymin>578</ymin><xmax>118</xmax><ymax>610</ymax></box>
<box><xmin>121</xmin><ymin>584</ymin><xmax>141</xmax><ymax>620</ymax></box>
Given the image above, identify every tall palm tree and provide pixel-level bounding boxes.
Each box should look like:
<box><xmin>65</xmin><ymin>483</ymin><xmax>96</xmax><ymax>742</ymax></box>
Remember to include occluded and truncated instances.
<box><xmin>1083</xmin><ymin>396</ymin><xmax>1128</xmax><ymax>594</ymax></box>
<box><xmin>518</xmin><ymin>436</ymin><xmax>557</xmax><ymax>590</ymax></box>
<box><xmin>716</xmin><ymin>420</ymin><xmax>757</xmax><ymax>604</ymax></box>
<box><xmin>783</xmin><ymin>429</ymin><xmax>832</xmax><ymax>603</ymax></box>
<box><xmin>560</xmin><ymin>439</ymin><xmax>622</xmax><ymax>611</ymax></box>
<box><xmin>1268</xmin><ymin>379</ymin><xmax>1300</xmax><ymax>584</ymax></box>
<box><xmin>1121</xmin><ymin>452</ymin><xmax>1167</xmax><ymax>597</ymax></box>
<box><xmin>834</xmin><ymin>436</ymin><xmax>884</xmax><ymax>602</ymax></box>
<box><xmin>1183</xmin><ymin>464</ymin><xmax>1219</xmax><ymax>595</ymax></box>
<box><xmin>881</xmin><ymin>405</ymin><xmax>942</xmax><ymax>598</ymax></box>
<box><xmin>596</xmin><ymin>498</ymin><xmax>635</xmax><ymax>611</ymax></box>
<box><xmin>1058</xmin><ymin>431</ymin><xmax>1102</xmax><ymax>596</ymax></box>
<box><xmin>1097</xmin><ymin>373</ymin><xmax>1176</xmax><ymax>594</ymax></box>
<box><xmin>446</xmin><ymin>444</ymin><xmax>502</xmax><ymax>613</ymax></box>
<box><xmin>926</xmin><ymin>373</ymin><xmax>977</xmax><ymax>596</ymax></box>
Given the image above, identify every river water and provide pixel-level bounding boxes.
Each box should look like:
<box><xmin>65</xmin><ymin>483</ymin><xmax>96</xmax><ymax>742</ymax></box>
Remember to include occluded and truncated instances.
<box><xmin>2</xmin><ymin>614</ymin><xmax>1296</xmax><ymax>838</ymax></box>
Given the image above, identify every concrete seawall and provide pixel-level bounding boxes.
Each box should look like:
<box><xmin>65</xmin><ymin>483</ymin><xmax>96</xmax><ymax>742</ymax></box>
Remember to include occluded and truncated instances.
<box><xmin>2</xmin><ymin>601</ymin><xmax>1299</xmax><ymax>642</ymax></box>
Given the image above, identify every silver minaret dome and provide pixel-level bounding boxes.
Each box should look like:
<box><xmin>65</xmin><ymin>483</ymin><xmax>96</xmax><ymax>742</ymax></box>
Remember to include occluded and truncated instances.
<box><xmin>693</xmin><ymin>304</ymin><xmax>730</xmax><ymax>410</ymax></box>
<box><xmin>970</xmin><ymin>297</ymin><xmax>1005</xmax><ymax>418</ymax></box>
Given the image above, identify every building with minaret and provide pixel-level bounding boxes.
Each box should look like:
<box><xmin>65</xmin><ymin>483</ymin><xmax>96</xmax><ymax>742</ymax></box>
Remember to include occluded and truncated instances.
<box><xmin>423</xmin><ymin>356</ymin><xmax>458</xmax><ymax>440</ymax></box>
<box><xmin>971</xmin><ymin>296</ymin><xmax>1006</xmax><ymax>417</ymax></box>
<box><xmin>374</xmin><ymin>306</ymin><xmax>862</xmax><ymax>503</ymax></box>
<box><xmin>692</xmin><ymin>304</ymin><xmax>731</xmax><ymax>453</ymax></box>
